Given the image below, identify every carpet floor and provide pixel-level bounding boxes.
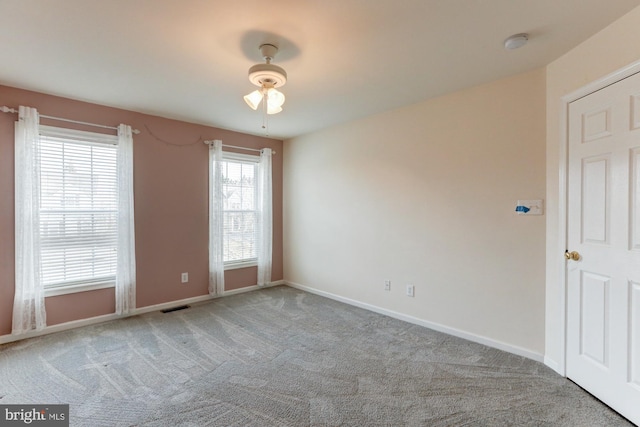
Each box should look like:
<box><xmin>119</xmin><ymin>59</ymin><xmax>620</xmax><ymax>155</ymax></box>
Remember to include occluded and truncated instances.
<box><xmin>0</xmin><ymin>285</ymin><xmax>633</xmax><ymax>426</ymax></box>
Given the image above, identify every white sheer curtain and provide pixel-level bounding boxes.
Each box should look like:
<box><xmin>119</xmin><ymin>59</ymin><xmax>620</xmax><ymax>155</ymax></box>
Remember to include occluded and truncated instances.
<box><xmin>257</xmin><ymin>148</ymin><xmax>273</xmax><ymax>287</ymax></box>
<box><xmin>115</xmin><ymin>124</ymin><xmax>136</xmax><ymax>315</ymax></box>
<box><xmin>13</xmin><ymin>106</ymin><xmax>46</xmax><ymax>334</ymax></box>
<box><xmin>209</xmin><ymin>140</ymin><xmax>225</xmax><ymax>295</ymax></box>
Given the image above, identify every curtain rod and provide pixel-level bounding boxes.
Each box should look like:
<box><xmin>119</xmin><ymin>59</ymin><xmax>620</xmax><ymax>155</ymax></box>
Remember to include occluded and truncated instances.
<box><xmin>203</xmin><ymin>140</ymin><xmax>276</xmax><ymax>155</ymax></box>
<box><xmin>1</xmin><ymin>106</ymin><xmax>140</xmax><ymax>134</ymax></box>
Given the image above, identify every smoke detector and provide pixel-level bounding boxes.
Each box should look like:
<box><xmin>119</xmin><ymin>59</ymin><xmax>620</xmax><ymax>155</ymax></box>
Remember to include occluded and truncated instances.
<box><xmin>504</xmin><ymin>33</ymin><xmax>529</xmax><ymax>50</ymax></box>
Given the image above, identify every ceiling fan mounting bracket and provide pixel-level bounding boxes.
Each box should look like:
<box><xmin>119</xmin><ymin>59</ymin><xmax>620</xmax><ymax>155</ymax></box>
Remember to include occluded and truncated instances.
<box><xmin>259</xmin><ymin>43</ymin><xmax>279</xmax><ymax>62</ymax></box>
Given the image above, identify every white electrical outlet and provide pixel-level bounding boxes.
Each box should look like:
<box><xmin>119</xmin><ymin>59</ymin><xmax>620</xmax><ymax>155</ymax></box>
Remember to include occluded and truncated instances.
<box><xmin>406</xmin><ymin>284</ymin><xmax>414</xmax><ymax>297</ymax></box>
<box><xmin>384</xmin><ymin>280</ymin><xmax>391</xmax><ymax>291</ymax></box>
<box><xmin>181</xmin><ymin>272</ymin><xmax>188</xmax><ymax>283</ymax></box>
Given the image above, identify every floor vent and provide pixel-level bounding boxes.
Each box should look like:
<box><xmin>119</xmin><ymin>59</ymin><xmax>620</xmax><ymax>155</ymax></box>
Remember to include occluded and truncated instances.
<box><xmin>161</xmin><ymin>305</ymin><xmax>190</xmax><ymax>313</ymax></box>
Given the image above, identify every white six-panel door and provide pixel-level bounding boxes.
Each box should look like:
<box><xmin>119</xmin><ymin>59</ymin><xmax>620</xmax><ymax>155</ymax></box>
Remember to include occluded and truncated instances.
<box><xmin>567</xmin><ymin>71</ymin><xmax>640</xmax><ymax>426</ymax></box>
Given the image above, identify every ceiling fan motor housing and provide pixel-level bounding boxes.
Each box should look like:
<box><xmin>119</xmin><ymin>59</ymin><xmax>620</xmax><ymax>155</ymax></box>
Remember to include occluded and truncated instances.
<box><xmin>248</xmin><ymin>43</ymin><xmax>287</xmax><ymax>87</ymax></box>
<box><xmin>248</xmin><ymin>63</ymin><xmax>287</xmax><ymax>87</ymax></box>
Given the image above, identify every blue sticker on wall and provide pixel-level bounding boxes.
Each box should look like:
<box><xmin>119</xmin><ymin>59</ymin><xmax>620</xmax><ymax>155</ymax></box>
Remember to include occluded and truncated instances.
<box><xmin>515</xmin><ymin>205</ymin><xmax>530</xmax><ymax>213</ymax></box>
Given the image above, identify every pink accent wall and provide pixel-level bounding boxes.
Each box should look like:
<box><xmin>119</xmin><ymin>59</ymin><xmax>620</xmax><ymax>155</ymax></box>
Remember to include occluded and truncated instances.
<box><xmin>0</xmin><ymin>85</ymin><xmax>283</xmax><ymax>336</ymax></box>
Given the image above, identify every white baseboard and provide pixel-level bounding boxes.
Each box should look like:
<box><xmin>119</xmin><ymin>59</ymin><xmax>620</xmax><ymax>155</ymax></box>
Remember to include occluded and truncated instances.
<box><xmin>0</xmin><ymin>312</ymin><xmax>122</xmax><ymax>345</ymax></box>
<box><xmin>544</xmin><ymin>356</ymin><xmax>563</xmax><ymax>375</ymax></box>
<box><xmin>285</xmin><ymin>280</ymin><xmax>544</xmax><ymax>363</ymax></box>
<box><xmin>222</xmin><ymin>280</ymin><xmax>284</xmax><ymax>298</ymax></box>
<box><xmin>0</xmin><ymin>280</ymin><xmax>285</xmax><ymax>345</ymax></box>
<box><xmin>133</xmin><ymin>294</ymin><xmax>216</xmax><ymax>316</ymax></box>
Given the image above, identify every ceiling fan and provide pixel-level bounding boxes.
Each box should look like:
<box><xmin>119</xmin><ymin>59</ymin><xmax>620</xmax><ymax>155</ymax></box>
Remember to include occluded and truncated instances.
<box><xmin>244</xmin><ymin>43</ymin><xmax>287</xmax><ymax>115</ymax></box>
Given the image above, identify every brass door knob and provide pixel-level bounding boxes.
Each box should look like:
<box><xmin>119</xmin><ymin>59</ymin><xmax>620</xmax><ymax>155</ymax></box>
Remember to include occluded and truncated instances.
<box><xmin>565</xmin><ymin>250</ymin><xmax>580</xmax><ymax>261</ymax></box>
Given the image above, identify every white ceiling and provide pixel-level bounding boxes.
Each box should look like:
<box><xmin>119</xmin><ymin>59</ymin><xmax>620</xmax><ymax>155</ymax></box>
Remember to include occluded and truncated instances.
<box><xmin>1</xmin><ymin>0</ymin><xmax>639</xmax><ymax>139</ymax></box>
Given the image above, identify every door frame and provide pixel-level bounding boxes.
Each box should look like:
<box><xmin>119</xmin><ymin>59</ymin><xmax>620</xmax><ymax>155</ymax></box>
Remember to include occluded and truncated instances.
<box><xmin>555</xmin><ymin>59</ymin><xmax>640</xmax><ymax>376</ymax></box>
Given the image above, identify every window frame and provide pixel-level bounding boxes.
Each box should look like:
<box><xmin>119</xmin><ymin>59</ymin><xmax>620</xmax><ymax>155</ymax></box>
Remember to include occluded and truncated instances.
<box><xmin>38</xmin><ymin>125</ymin><xmax>119</xmax><ymax>297</ymax></box>
<box><xmin>220</xmin><ymin>151</ymin><xmax>259</xmax><ymax>270</ymax></box>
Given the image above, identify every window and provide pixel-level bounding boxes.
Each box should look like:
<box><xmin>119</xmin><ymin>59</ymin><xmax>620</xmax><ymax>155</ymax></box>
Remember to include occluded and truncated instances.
<box><xmin>221</xmin><ymin>153</ymin><xmax>258</xmax><ymax>268</ymax></box>
<box><xmin>208</xmin><ymin>141</ymin><xmax>272</xmax><ymax>295</ymax></box>
<box><xmin>38</xmin><ymin>126</ymin><xmax>119</xmax><ymax>292</ymax></box>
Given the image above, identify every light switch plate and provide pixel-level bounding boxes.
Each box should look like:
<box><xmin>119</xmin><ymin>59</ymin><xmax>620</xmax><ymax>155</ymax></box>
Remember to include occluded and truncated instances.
<box><xmin>516</xmin><ymin>200</ymin><xmax>544</xmax><ymax>215</ymax></box>
<box><xmin>406</xmin><ymin>284</ymin><xmax>415</xmax><ymax>297</ymax></box>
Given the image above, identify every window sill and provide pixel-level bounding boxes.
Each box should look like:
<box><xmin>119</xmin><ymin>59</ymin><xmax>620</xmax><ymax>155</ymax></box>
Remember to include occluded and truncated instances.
<box><xmin>45</xmin><ymin>281</ymin><xmax>115</xmax><ymax>297</ymax></box>
<box><xmin>224</xmin><ymin>261</ymin><xmax>257</xmax><ymax>271</ymax></box>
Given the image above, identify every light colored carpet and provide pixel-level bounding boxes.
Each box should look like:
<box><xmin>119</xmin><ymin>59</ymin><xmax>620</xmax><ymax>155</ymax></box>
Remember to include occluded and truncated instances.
<box><xmin>0</xmin><ymin>285</ymin><xmax>633</xmax><ymax>426</ymax></box>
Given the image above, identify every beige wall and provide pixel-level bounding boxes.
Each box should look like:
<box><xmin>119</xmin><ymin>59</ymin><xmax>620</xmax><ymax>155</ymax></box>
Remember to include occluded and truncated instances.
<box><xmin>0</xmin><ymin>85</ymin><xmax>284</xmax><ymax>335</ymax></box>
<box><xmin>545</xmin><ymin>5</ymin><xmax>640</xmax><ymax>370</ymax></box>
<box><xmin>284</xmin><ymin>68</ymin><xmax>546</xmax><ymax>356</ymax></box>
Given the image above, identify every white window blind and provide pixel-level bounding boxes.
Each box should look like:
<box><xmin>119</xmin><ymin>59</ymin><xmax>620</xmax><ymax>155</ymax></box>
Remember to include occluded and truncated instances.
<box><xmin>39</xmin><ymin>126</ymin><xmax>118</xmax><ymax>289</ymax></box>
<box><xmin>221</xmin><ymin>156</ymin><xmax>258</xmax><ymax>265</ymax></box>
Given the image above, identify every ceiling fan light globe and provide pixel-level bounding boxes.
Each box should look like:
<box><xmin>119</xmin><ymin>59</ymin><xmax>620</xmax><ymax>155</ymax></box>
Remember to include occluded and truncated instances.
<box><xmin>267</xmin><ymin>105</ymin><xmax>283</xmax><ymax>115</ymax></box>
<box><xmin>266</xmin><ymin>88</ymin><xmax>285</xmax><ymax>108</ymax></box>
<box><xmin>243</xmin><ymin>90</ymin><xmax>263</xmax><ymax>110</ymax></box>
